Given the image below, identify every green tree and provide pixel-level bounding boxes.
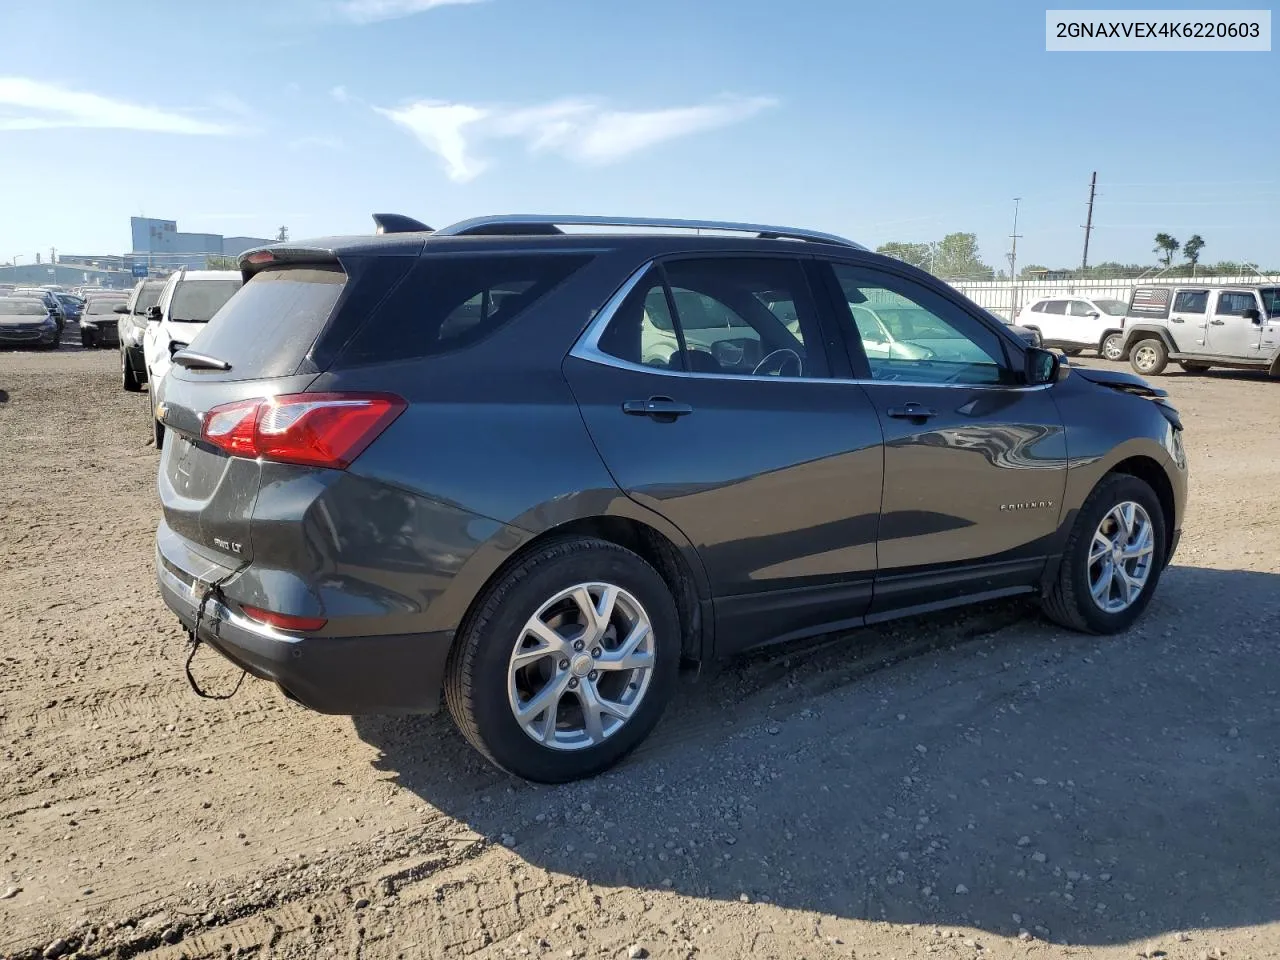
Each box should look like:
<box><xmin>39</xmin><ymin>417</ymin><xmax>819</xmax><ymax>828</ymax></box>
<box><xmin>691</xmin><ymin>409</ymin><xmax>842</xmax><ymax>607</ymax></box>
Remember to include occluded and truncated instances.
<box><xmin>1153</xmin><ymin>232</ymin><xmax>1180</xmax><ymax>268</ymax></box>
<box><xmin>933</xmin><ymin>232</ymin><xmax>994</xmax><ymax>279</ymax></box>
<box><xmin>875</xmin><ymin>241</ymin><xmax>932</xmax><ymax>270</ymax></box>
<box><xmin>1182</xmin><ymin>234</ymin><xmax>1205</xmax><ymax>268</ymax></box>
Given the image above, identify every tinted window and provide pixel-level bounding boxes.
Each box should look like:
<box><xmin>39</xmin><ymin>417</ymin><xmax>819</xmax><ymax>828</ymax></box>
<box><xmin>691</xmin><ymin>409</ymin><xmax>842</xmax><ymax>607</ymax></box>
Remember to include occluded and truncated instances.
<box><xmin>1030</xmin><ymin>300</ymin><xmax>1047</xmax><ymax>312</ymax></box>
<box><xmin>1216</xmin><ymin>291</ymin><xmax>1258</xmax><ymax>316</ymax></box>
<box><xmin>600</xmin><ymin>259</ymin><xmax>826</xmax><ymax>379</ymax></box>
<box><xmin>339</xmin><ymin>254</ymin><xmax>591</xmax><ymax>366</ymax></box>
<box><xmin>1260</xmin><ymin>288</ymin><xmax>1279</xmax><ymax>316</ymax></box>
<box><xmin>1042</xmin><ymin>300</ymin><xmax>1067</xmax><ymax>314</ymax></box>
<box><xmin>1172</xmin><ymin>290</ymin><xmax>1209</xmax><ymax>313</ymax></box>
<box><xmin>184</xmin><ymin>267</ymin><xmax>344</xmax><ymax>381</ymax></box>
<box><xmin>133</xmin><ymin>280</ymin><xmax>166</xmax><ymax>314</ymax></box>
<box><xmin>86</xmin><ymin>299</ymin><xmax>122</xmax><ymax>315</ymax></box>
<box><xmin>831</xmin><ymin>263</ymin><xmax>1010</xmax><ymax>385</ymax></box>
<box><xmin>1067</xmin><ymin>300</ymin><xmax>1095</xmax><ymax>317</ymax></box>
<box><xmin>1094</xmin><ymin>298</ymin><xmax>1129</xmax><ymax>316</ymax></box>
<box><xmin>170</xmin><ymin>279</ymin><xmax>242</xmax><ymax>323</ymax></box>
<box><xmin>1129</xmin><ymin>287</ymin><xmax>1171</xmax><ymax>319</ymax></box>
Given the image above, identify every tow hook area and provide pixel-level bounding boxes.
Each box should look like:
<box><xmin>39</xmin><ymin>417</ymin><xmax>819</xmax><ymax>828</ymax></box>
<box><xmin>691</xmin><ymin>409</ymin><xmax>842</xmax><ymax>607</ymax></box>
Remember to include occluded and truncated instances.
<box><xmin>183</xmin><ymin>577</ymin><xmax>248</xmax><ymax>701</ymax></box>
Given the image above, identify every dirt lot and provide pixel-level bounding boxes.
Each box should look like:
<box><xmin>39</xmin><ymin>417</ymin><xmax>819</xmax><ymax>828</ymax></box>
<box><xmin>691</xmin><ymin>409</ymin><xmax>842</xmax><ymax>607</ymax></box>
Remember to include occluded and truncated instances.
<box><xmin>2</xmin><ymin>338</ymin><xmax>1278</xmax><ymax>960</ymax></box>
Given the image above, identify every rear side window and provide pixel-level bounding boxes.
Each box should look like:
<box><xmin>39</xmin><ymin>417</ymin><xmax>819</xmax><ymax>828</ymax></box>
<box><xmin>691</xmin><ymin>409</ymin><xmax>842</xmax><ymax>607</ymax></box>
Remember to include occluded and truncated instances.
<box><xmin>338</xmin><ymin>254</ymin><xmax>592</xmax><ymax>367</ymax></box>
<box><xmin>1172</xmin><ymin>290</ymin><xmax>1209</xmax><ymax>313</ymax></box>
<box><xmin>1129</xmin><ymin>287</ymin><xmax>1171</xmax><ymax>319</ymax></box>
<box><xmin>184</xmin><ymin>267</ymin><xmax>345</xmax><ymax>380</ymax></box>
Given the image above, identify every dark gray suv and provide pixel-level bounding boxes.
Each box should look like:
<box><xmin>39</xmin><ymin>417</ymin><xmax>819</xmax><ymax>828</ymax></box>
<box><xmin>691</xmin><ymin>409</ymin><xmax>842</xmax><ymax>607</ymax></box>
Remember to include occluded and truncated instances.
<box><xmin>154</xmin><ymin>214</ymin><xmax>1188</xmax><ymax>782</ymax></box>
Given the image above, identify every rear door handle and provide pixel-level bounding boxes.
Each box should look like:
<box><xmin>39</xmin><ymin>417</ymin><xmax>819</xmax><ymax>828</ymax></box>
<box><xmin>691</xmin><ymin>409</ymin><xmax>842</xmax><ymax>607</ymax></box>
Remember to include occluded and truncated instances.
<box><xmin>887</xmin><ymin>403</ymin><xmax>938</xmax><ymax>421</ymax></box>
<box><xmin>622</xmin><ymin>397</ymin><xmax>694</xmax><ymax>421</ymax></box>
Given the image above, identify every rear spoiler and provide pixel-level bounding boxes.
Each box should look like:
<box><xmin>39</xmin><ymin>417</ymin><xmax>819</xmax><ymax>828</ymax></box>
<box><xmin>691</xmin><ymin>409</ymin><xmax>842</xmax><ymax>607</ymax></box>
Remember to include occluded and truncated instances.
<box><xmin>237</xmin><ymin>245</ymin><xmax>340</xmax><ymax>280</ymax></box>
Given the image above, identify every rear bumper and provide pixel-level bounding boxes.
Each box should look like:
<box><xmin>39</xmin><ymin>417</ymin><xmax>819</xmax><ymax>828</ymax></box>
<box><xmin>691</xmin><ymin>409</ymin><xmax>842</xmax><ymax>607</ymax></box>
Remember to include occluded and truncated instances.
<box><xmin>156</xmin><ymin>530</ymin><xmax>451</xmax><ymax>715</ymax></box>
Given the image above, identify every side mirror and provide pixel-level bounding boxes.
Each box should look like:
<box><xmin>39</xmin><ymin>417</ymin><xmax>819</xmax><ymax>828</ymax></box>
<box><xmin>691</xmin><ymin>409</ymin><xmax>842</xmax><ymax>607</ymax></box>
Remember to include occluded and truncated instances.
<box><xmin>1242</xmin><ymin>307</ymin><xmax>1261</xmax><ymax>323</ymax></box>
<box><xmin>113</xmin><ymin>303</ymin><xmax>128</xmax><ymax>314</ymax></box>
<box><xmin>169</xmin><ymin>339</ymin><xmax>188</xmax><ymax>357</ymax></box>
<box><xmin>1024</xmin><ymin>347</ymin><xmax>1061</xmax><ymax>386</ymax></box>
<box><xmin>146</xmin><ymin>305</ymin><xmax>163</xmax><ymax>322</ymax></box>
<box><xmin>1087</xmin><ymin>311</ymin><xmax>1100</xmax><ymax>318</ymax></box>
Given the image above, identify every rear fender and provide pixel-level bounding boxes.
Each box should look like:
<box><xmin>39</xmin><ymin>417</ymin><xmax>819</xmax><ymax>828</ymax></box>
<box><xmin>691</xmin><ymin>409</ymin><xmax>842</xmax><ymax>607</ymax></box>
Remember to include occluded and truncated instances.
<box><xmin>1121</xmin><ymin>324</ymin><xmax>1178</xmax><ymax>356</ymax></box>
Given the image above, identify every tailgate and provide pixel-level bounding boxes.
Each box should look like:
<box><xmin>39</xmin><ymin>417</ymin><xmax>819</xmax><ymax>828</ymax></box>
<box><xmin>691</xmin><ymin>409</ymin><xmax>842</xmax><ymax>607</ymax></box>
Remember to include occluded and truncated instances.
<box><xmin>158</xmin><ymin>372</ymin><xmax>320</xmax><ymax>565</ymax></box>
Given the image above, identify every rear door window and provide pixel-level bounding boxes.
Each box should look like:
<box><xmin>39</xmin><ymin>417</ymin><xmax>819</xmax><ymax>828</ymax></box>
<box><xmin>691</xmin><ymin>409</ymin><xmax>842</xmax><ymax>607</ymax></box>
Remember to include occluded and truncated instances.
<box><xmin>337</xmin><ymin>253</ymin><xmax>592</xmax><ymax>367</ymax></box>
<box><xmin>183</xmin><ymin>267</ymin><xmax>345</xmax><ymax>380</ymax></box>
<box><xmin>1042</xmin><ymin>300</ymin><xmax>1067</xmax><ymax>314</ymax></box>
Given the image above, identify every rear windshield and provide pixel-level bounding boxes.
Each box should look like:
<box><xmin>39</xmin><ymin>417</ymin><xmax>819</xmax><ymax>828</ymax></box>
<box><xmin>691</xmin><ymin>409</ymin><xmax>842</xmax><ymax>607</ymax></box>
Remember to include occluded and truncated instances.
<box><xmin>87</xmin><ymin>299</ymin><xmax>122</xmax><ymax>315</ymax></box>
<box><xmin>182</xmin><ymin>267</ymin><xmax>345</xmax><ymax>380</ymax></box>
<box><xmin>170</xmin><ymin>279</ymin><xmax>242</xmax><ymax>324</ymax></box>
<box><xmin>336</xmin><ymin>253</ymin><xmax>593</xmax><ymax>367</ymax></box>
<box><xmin>0</xmin><ymin>300</ymin><xmax>47</xmax><ymax>316</ymax></box>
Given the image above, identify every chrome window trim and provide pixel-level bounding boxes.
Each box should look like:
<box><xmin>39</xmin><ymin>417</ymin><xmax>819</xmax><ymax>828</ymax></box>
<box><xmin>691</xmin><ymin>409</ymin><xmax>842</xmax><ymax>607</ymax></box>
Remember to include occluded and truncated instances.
<box><xmin>435</xmin><ymin>214</ymin><xmax>864</xmax><ymax>249</ymax></box>
<box><xmin>569</xmin><ymin>261</ymin><xmax>1051</xmax><ymax>393</ymax></box>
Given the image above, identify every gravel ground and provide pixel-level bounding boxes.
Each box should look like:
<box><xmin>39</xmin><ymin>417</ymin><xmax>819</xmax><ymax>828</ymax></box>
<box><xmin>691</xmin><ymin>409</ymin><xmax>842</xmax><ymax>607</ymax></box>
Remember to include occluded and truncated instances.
<box><xmin>2</xmin><ymin>339</ymin><xmax>1278</xmax><ymax>960</ymax></box>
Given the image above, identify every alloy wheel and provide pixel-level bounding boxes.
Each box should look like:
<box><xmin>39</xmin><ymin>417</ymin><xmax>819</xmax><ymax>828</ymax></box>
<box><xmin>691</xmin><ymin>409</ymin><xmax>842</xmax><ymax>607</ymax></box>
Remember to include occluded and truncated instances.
<box><xmin>1102</xmin><ymin>334</ymin><xmax>1123</xmax><ymax>361</ymax></box>
<box><xmin>1132</xmin><ymin>344</ymin><xmax>1159</xmax><ymax>373</ymax></box>
<box><xmin>1088</xmin><ymin>501</ymin><xmax>1155</xmax><ymax>613</ymax></box>
<box><xmin>508</xmin><ymin>582</ymin><xmax>655</xmax><ymax>751</ymax></box>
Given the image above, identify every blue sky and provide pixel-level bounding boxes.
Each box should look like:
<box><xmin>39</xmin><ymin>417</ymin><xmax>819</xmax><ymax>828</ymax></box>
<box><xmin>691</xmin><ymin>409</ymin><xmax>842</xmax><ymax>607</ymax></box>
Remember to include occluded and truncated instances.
<box><xmin>1</xmin><ymin>0</ymin><xmax>1276</xmax><ymax>270</ymax></box>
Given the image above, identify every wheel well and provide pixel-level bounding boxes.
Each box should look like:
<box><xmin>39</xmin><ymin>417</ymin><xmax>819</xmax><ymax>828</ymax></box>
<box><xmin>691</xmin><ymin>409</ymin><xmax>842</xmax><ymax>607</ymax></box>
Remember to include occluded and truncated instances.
<box><xmin>471</xmin><ymin>516</ymin><xmax>705</xmax><ymax>663</ymax></box>
<box><xmin>1108</xmin><ymin>456</ymin><xmax>1176</xmax><ymax>555</ymax></box>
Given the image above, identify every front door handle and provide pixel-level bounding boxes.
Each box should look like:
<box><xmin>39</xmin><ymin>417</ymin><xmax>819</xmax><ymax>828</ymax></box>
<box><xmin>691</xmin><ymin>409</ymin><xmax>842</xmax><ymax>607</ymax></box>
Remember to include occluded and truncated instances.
<box><xmin>1209</xmin><ymin>319</ymin><xmax>1226</xmax><ymax>325</ymax></box>
<box><xmin>622</xmin><ymin>397</ymin><xmax>694</xmax><ymax>421</ymax></box>
<box><xmin>1170</xmin><ymin>317</ymin><xmax>1185</xmax><ymax>323</ymax></box>
<box><xmin>887</xmin><ymin>403</ymin><xmax>938</xmax><ymax>422</ymax></box>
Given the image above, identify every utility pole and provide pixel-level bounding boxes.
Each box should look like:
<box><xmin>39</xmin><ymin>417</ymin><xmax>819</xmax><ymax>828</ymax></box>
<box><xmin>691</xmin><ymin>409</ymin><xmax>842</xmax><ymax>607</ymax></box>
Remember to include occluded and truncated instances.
<box><xmin>1008</xmin><ymin>197</ymin><xmax>1023</xmax><ymax>320</ymax></box>
<box><xmin>1080</xmin><ymin>171</ymin><xmax>1097</xmax><ymax>272</ymax></box>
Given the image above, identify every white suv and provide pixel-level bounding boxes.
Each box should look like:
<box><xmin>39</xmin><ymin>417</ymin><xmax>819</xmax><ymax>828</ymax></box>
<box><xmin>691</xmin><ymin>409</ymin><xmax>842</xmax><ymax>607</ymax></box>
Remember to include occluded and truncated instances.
<box><xmin>1015</xmin><ymin>295</ymin><xmax>1130</xmax><ymax>360</ymax></box>
<box><xmin>142</xmin><ymin>268</ymin><xmax>242</xmax><ymax>446</ymax></box>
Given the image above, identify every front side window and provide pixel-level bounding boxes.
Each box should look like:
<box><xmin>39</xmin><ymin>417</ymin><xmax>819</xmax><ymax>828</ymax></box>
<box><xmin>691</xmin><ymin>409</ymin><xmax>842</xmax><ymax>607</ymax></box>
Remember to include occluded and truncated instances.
<box><xmin>598</xmin><ymin>258</ymin><xmax>826</xmax><ymax>378</ymax></box>
<box><xmin>831</xmin><ymin>263</ymin><xmax>1010</xmax><ymax>385</ymax></box>
<box><xmin>1215</xmin><ymin>291</ymin><xmax>1259</xmax><ymax>316</ymax></box>
<box><xmin>1172</xmin><ymin>290</ymin><xmax>1209</xmax><ymax>313</ymax></box>
<box><xmin>1067</xmin><ymin>300</ymin><xmax>1095</xmax><ymax>317</ymax></box>
<box><xmin>1093</xmin><ymin>298</ymin><xmax>1129</xmax><ymax>316</ymax></box>
<box><xmin>1259</xmin><ymin>288</ymin><xmax>1279</xmax><ymax>317</ymax></box>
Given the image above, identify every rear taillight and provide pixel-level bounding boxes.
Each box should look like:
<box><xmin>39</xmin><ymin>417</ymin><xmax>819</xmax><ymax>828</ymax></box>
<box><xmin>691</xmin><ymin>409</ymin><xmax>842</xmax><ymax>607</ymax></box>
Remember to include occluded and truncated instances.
<box><xmin>201</xmin><ymin>392</ymin><xmax>406</xmax><ymax>468</ymax></box>
<box><xmin>240</xmin><ymin>605</ymin><xmax>327</xmax><ymax>633</ymax></box>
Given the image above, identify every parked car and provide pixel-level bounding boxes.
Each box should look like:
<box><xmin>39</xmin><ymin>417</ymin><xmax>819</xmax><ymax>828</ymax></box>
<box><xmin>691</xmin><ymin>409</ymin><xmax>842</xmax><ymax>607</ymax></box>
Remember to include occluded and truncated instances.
<box><xmin>0</xmin><ymin>296</ymin><xmax>61</xmax><ymax>350</ymax></box>
<box><xmin>15</xmin><ymin>288</ymin><xmax>65</xmax><ymax>336</ymax></box>
<box><xmin>79</xmin><ymin>295</ymin><xmax>128</xmax><ymax>348</ymax></box>
<box><xmin>117</xmin><ymin>278</ymin><xmax>168</xmax><ymax>392</ymax></box>
<box><xmin>54</xmin><ymin>292</ymin><xmax>85</xmax><ymax>324</ymax></box>
<box><xmin>142</xmin><ymin>269</ymin><xmax>243</xmax><ymax>445</ymax></box>
<box><xmin>1119</xmin><ymin>283</ymin><xmax>1280</xmax><ymax>376</ymax></box>
<box><xmin>1015</xmin><ymin>295</ymin><xmax>1130</xmax><ymax>360</ymax></box>
<box><xmin>154</xmin><ymin>213</ymin><xmax>1187</xmax><ymax>783</ymax></box>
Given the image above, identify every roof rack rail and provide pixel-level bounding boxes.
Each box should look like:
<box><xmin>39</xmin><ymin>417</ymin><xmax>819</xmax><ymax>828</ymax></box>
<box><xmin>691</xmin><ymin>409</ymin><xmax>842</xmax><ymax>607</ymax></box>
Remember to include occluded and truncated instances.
<box><xmin>373</xmin><ymin>213</ymin><xmax>434</xmax><ymax>235</ymax></box>
<box><xmin>432</xmin><ymin>214</ymin><xmax>863</xmax><ymax>248</ymax></box>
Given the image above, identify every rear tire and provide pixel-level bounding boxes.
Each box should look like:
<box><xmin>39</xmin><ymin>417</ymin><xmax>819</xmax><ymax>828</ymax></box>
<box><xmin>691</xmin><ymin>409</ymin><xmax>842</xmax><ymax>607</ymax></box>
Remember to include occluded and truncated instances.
<box><xmin>1179</xmin><ymin>362</ymin><xmax>1211</xmax><ymax>374</ymax></box>
<box><xmin>1100</xmin><ymin>332</ymin><xmax>1124</xmax><ymax>361</ymax></box>
<box><xmin>1129</xmin><ymin>338</ymin><xmax>1168</xmax><ymax>376</ymax></box>
<box><xmin>1042</xmin><ymin>474</ymin><xmax>1167</xmax><ymax>634</ymax></box>
<box><xmin>122</xmin><ymin>348</ymin><xmax>142</xmax><ymax>392</ymax></box>
<box><xmin>445</xmin><ymin>537</ymin><xmax>680</xmax><ymax>783</ymax></box>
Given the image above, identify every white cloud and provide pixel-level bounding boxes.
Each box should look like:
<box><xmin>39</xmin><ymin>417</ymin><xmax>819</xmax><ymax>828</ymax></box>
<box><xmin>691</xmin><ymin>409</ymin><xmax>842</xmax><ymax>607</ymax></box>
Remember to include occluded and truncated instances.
<box><xmin>377</xmin><ymin>101</ymin><xmax>490</xmax><ymax>182</ymax></box>
<box><xmin>330</xmin><ymin>85</ymin><xmax>351</xmax><ymax>103</ymax></box>
<box><xmin>0</xmin><ymin>77</ymin><xmax>237</xmax><ymax>135</ymax></box>
<box><xmin>378</xmin><ymin>95</ymin><xmax>776</xmax><ymax>181</ymax></box>
<box><xmin>337</xmin><ymin>0</ymin><xmax>487</xmax><ymax>23</ymax></box>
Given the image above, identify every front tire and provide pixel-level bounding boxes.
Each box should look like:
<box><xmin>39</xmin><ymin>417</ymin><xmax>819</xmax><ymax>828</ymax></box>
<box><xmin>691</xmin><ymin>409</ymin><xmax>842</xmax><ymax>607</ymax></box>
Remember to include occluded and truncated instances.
<box><xmin>81</xmin><ymin>328</ymin><xmax>98</xmax><ymax>349</ymax></box>
<box><xmin>1042</xmin><ymin>474</ymin><xmax>1167</xmax><ymax>634</ymax></box>
<box><xmin>150</xmin><ymin>385</ymin><xmax>165</xmax><ymax>449</ymax></box>
<box><xmin>445</xmin><ymin>538</ymin><xmax>680</xmax><ymax>782</ymax></box>
<box><xmin>122</xmin><ymin>347</ymin><xmax>142</xmax><ymax>392</ymax></box>
<box><xmin>1179</xmin><ymin>362</ymin><xmax>1211</xmax><ymax>374</ymax></box>
<box><xmin>1063</xmin><ymin>348</ymin><xmax>1083</xmax><ymax>357</ymax></box>
<box><xmin>1100</xmin><ymin>332</ymin><xmax>1124</xmax><ymax>361</ymax></box>
<box><xmin>1129</xmin><ymin>338</ymin><xmax>1168</xmax><ymax>376</ymax></box>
